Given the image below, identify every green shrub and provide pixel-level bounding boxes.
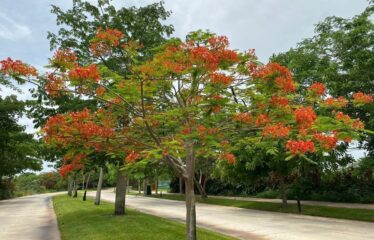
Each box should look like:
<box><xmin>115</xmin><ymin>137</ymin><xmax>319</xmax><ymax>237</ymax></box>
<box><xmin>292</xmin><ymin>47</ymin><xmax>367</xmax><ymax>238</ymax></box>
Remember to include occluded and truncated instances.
<box><xmin>256</xmin><ymin>189</ymin><xmax>278</xmax><ymax>199</ymax></box>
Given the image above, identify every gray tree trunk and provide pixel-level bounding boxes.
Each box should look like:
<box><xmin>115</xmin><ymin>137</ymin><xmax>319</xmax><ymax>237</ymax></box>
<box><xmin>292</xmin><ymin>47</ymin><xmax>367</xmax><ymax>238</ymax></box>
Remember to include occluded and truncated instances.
<box><xmin>73</xmin><ymin>177</ymin><xmax>78</xmax><ymax>198</ymax></box>
<box><xmin>179</xmin><ymin>176</ymin><xmax>183</xmax><ymax>194</ymax></box>
<box><xmin>83</xmin><ymin>172</ymin><xmax>91</xmax><ymax>201</ymax></box>
<box><xmin>155</xmin><ymin>176</ymin><xmax>158</xmax><ymax>195</ymax></box>
<box><xmin>95</xmin><ymin>167</ymin><xmax>103</xmax><ymax>205</ymax></box>
<box><xmin>81</xmin><ymin>173</ymin><xmax>85</xmax><ymax>191</ymax></box>
<box><xmin>194</xmin><ymin>176</ymin><xmax>207</xmax><ymax>198</ymax></box>
<box><xmin>127</xmin><ymin>178</ymin><xmax>130</xmax><ymax>193</ymax></box>
<box><xmin>185</xmin><ymin>140</ymin><xmax>196</xmax><ymax>240</ymax></box>
<box><xmin>114</xmin><ymin>170</ymin><xmax>127</xmax><ymax>215</ymax></box>
<box><xmin>280</xmin><ymin>176</ymin><xmax>288</xmax><ymax>208</ymax></box>
<box><xmin>143</xmin><ymin>178</ymin><xmax>147</xmax><ymax>196</ymax></box>
<box><xmin>202</xmin><ymin>176</ymin><xmax>208</xmax><ymax>196</ymax></box>
<box><xmin>67</xmin><ymin>176</ymin><xmax>73</xmax><ymax>196</ymax></box>
<box><xmin>138</xmin><ymin>179</ymin><xmax>141</xmax><ymax>194</ymax></box>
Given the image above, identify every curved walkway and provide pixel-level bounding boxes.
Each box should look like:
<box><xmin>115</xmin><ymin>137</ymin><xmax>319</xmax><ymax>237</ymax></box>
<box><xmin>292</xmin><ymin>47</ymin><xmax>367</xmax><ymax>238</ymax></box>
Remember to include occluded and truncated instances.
<box><xmin>90</xmin><ymin>189</ymin><xmax>374</xmax><ymax>240</ymax></box>
<box><xmin>0</xmin><ymin>193</ymin><xmax>61</xmax><ymax>240</ymax></box>
<box><xmin>206</xmin><ymin>195</ymin><xmax>374</xmax><ymax>210</ymax></box>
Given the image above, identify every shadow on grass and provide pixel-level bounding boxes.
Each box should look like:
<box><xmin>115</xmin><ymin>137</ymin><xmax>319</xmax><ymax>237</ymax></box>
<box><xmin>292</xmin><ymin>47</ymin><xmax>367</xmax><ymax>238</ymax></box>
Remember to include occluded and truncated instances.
<box><xmin>53</xmin><ymin>195</ymin><xmax>235</xmax><ymax>240</ymax></box>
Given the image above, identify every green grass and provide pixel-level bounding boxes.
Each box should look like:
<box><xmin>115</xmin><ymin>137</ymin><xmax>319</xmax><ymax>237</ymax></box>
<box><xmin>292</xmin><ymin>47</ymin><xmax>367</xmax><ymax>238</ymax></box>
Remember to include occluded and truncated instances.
<box><xmin>148</xmin><ymin>194</ymin><xmax>374</xmax><ymax>222</ymax></box>
<box><xmin>53</xmin><ymin>195</ymin><xmax>235</xmax><ymax>240</ymax></box>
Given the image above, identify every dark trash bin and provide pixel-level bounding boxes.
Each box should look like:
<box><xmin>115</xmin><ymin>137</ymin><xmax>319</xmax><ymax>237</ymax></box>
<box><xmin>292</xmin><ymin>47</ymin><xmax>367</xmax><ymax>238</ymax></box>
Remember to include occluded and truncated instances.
<box><xmin>146</xmin><ymin>185</ymin><xmax>152</xmax><ymax>195</ymax></box>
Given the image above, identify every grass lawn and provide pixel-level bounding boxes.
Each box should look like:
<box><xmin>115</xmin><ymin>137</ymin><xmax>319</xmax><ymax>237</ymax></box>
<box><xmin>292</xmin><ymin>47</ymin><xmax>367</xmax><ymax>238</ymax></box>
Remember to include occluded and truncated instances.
<box><xmin>53</xmin><ymin>195</ymin><xmax>235</xmax><ymax>240</ymax></box>
<box><xmin>149</xmin><ymin>194</ymin><xmax>374</xmax><ymax>222</ymax></box>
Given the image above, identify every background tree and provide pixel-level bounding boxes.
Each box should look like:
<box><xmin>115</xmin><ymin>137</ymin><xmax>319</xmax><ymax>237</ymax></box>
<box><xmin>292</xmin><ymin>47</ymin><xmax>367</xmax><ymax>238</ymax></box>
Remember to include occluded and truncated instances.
<box><xmin>48</xmin><ymin>0</ymin><xmax>174</xmax><ymax>71</ymax></box>
<box><xmin>0</xmin><ymin>95</ymin><xmax>41</xmax><ymax>199</ymax></box>
<box><xmin>272</xmin><ymin>2</ymin><xmax>374</xmax><ymax>155</ymax></box>
<box><xmin>26</xmin><ymin>0</ymin><xmax>176</xmax><ymax>199</ymax></box>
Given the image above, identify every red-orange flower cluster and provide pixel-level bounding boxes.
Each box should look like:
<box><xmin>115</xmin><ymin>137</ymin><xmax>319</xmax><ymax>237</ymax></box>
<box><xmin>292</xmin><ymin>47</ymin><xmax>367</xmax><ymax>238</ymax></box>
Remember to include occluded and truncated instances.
<box><xmin>210</xmin><ymin>72</ymin><xmax>233</xmax><ymax>85</ymax></box>
<box><xmin>313</xmin><ymin>133</ymin><xmax>338</xmax><ymax>151</ymax></box>
<box><xmin>335</xmin><ymin>111</ymin><xmax>351</xmax><ymax>124</ymax></box>
<box><xmin>95</xmin><ymin>86</ymin><xmax>106</xmax><ymax>96</ymax></box>
<box><xmin>90</xmin><ymin>28</ymin><xmax>124</xmax><ymax>56</ymax></box>
<box><xmin>274</xmin><ymin>76</ymin><xmax>296</xmax><ymax>93</ymax></box>
<box><xmin>0</xmin><ymin>57</ymin><xmax>38</xmax><ymax>77</ymax></box>
<box><xmin>188</xmin><ymin>36</ymin><xmax>239</xmax><ymax>71</ymax></box>
<box><xmin>255</xmin><ymin>114</ymin><xmax>270</xmax><ymax>126</ymax></box>
<box><xmin>308</xmin><ymin>82</ymin><xmax>325</xmax><ymax>96</ymax></box>
<box><xmin>50</xmin><ymin>49</ymin><xmax>77</xmax><ymax>70</ymax></box>
<box><xmin>352</xmin><ymin>119</ymin><xmax>365</xmax><ymax>129</ymax></box>
<box><xmin>45</xmin><ymin>73</ymin><xmax>66</xmax><ymax>96</ymax></box>
<box><xmin>96</xmin><ymin>28</ymin><xmax>124</xmax><ymax>46</ymax></box>
<box><xmin>58</xmin><ymin>153</ymin><xmax>86</xmax><ymax>178</ymax></box>
<box><xmin>335</xmin><ymin>111</ymin><xmax>364</xmax><ymax>129</ymax></box>
<box><xmin>189</xmin><ymin>46</ymin><xmax>220</xmax><ymax>71</ymax></box>
<box><xmin>69</xmin><ymin>64</ymin><xmax>100</xmax><ymax>83</ymax></box>
<box><xmin>294</xmin><ymin>106</ymin><xmax>317</xmax><ymax>129</ymax></box>
<box><xmin>352</xmin><ymin>92</ymin><xmax>373</xmax><ymax>105</ymax></box>
<box><xmin>181</xmin><ymin>127</ymin><xmax>192</xmax><ymax>135</ymax></box>
<box><xmin>262</xmin><ymin>124</ymin><xmax>290</xmax><ymax>138</ymax></box>
<box><xmin>221</xmin><ymin>153</ymin><xmax>236</xmax><ymax>164</ymax></box>
<box><xmin>323</xmin><ymin>97</ymin><xmax>348</xmax><ymax>108</ymax></box>
<box><xmin>270</xmin><ymin>96</ymin><xmax>289</xmax><ymax>108</ymax></box>
<box><xmin>125</xmin><ymin>151</ymin><xmax>140</xmax><ymax>163</ymax></box>
<box><xmin>232</xmin><ymin>112</ymin><xmax>252</xmax><ymax>124</ymax></box>
<box><xmin>59</xmin><ymin>164</ymin><xmax>74</xmax><ymax>178</ymax></box>
<box><xmin>43</xmin><ymin>108</ymin><xmax>115</xmax><ymax>150</ymax></box>
<box><xmin>251</xmin><ymin>62</ymin><xmax>291</xmax><ymax>80</ymax></box>
<box><xmin>286</xmin><ymin>140</ymin><xmax>315</xmax><ymax>155</ymax></box>
<box><xmin>197</xmin><ymin>125</ymin><xmax>218</xmax><ymax>138</ymax></box>
<box><xmin>250</xmin><ymin>62</ymin><xmax>295</xmax><ymax>93</ymax></box>
<box><xmin>211</xmin><ymin>105</ymin><xmax>222</xmax><ymax>113</ymax></box>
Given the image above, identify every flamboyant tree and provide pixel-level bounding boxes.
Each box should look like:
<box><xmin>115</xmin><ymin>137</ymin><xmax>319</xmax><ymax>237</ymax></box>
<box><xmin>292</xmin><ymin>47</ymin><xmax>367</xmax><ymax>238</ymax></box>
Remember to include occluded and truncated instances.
<box><xmin>224</xmin><ymin>61</ymin><xmax>372</xmax><ymax>207</ymax></box>
<box><xmin>42</xmin><ymin>106</ymin><xmax>133</xmax><ymax>213</ymax></box>
<box><xmin>272</xmin><ymin>2</ymin><xmax>374</xmax><ymax>156</ymax></box>
<box><xmin>42</xmin><ymin>30</ymin><xmax>246</xmax><ymax>239</ymax></box>
<box><xmin>1</xmin><ymin>28</ymin><xmax>372</xmax><ymax>240</ymax></box>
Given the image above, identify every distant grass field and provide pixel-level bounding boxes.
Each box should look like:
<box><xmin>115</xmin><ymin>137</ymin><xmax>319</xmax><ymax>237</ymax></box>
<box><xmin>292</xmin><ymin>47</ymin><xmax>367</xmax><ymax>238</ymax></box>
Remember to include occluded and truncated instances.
<box><xmin>149</xmin><ymin>194</ymin><xmax>374</xmax><ymax>222</ymax></box>
<box><xmin>53</xmin><ymin>195</ymin><xmax>236</xmax><ymax>240</ymax></box>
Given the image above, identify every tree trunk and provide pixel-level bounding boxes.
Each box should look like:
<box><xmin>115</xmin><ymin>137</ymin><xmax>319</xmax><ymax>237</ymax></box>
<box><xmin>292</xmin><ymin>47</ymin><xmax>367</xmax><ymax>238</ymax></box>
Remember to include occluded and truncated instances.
<box><xmin>138</xmin><ymin>179</ymin><xmax>141</xmax><ymax>194</ymax></box>
<box><xmin>185</xmin><ymin>140</ymin><xmax>196</xmax><ymax>240</ymax></box>
<box><xmin>73</xmin><ymin>177</ymin><xmax>78</xmax><ymax>198</ymax></box>
<box><xmin>179</xmin><ymin>176</ymin><xmax>183</xmax><ymax>194</ymax></box>
<box><xmin>95</xmin><ymin>167</ymin><xmax>103</xmax><ymax>205</ymax></box>
<box><xmin>143</xmin><ymin>178</ymin><xmax>147</xmax><ymax>196</ymax></box>
<box><xmin>83</xmin><ymin>172</ymin><xmax>91</xmax><ymax>201</ymax></box>
<box><xmin>202</xmin><ymin>176</ymin><xmax>208</xmax><ymax>195</ymax></box>
<box><xmin>114</xmin><ymin>170</ymin><xmax>127</xmax><ymax>215</ymax></box>
<box><xmin>67</xmin><ymin>176</ymin><xmax>73</xmax><ymax>196</ymax></box>
<box><xmin>127</xmin><ymin>178</ymin><xmax>130</xmax><ymax>193</ymax></box>
<box><xmin>297</xmin><ymin>195</ymin><xmax>302</xmax><ymax>213</ymax></box>
<box><xmin>82</xmin><ymin>173</ymin><xmax>85</xmax><ymax>191</ymax></box>
<box><xmin>155</xmin><ymin>176</ymin><xmax>158</xmax><ymax>195</ymax></box>
<box><xmin>194</xmin><ymin>176</ymin><xmax>207</xmax><ymax>198</ymax></box>
<box><xmin>279</xmin><ymin>176</ymin><xmax>287</xmax><ymax>208</ymax></box>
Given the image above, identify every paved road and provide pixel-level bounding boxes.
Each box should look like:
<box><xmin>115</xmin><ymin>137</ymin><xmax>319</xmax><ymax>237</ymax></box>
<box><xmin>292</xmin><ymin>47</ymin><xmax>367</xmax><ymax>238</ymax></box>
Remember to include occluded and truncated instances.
<box><xmin>0</xmin><ymin>193</ymin><xmax>61</xmax><ymax>240</ymax></box>
<box><xmin>204</xmin><ymin>195</ymin><xmax>374</xmax><ymax>210</ymax></box>
<box><xmin>90</xmin><ymin>189</ymin><xmax>374</xmax><ymax>240</ymax></box>
<box><xmin>138</xmin><ymin>190</ymin><xmax>374</xmax><ymax>210</ymax></box>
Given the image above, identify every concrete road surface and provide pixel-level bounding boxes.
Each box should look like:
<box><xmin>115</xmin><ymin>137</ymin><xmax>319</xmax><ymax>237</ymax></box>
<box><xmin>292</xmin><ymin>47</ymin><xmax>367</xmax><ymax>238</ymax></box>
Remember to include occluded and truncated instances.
<box><xmin>0</xmin><ymin>193</ymin><xmax>60</xmax><ymax>240</ymax></box>
<box><xmin>89</xmin><ymin>189</ymin><xmax>374</xmax><ymax>240</ymax></box>
<box><xmin>202</xmin><ymin>195</ymin><xmax>374</xmax><ymax>210</ymax></box>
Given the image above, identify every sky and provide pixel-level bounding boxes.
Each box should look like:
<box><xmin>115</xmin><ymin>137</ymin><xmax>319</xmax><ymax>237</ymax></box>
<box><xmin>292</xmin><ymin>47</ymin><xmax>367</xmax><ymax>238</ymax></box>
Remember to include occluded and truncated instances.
<box><xmin>0</xmin><ymin>0</ymin><xmax>370</xmax><ymax>170</ymax></box>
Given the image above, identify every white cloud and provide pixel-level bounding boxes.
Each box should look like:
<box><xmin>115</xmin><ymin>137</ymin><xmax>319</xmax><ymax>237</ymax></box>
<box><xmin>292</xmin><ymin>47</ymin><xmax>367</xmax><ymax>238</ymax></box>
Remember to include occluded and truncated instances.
<box><xmin>0</xmin><ymin>12</ymin><xmax>31</xmax><ymax>40</ymax></box>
